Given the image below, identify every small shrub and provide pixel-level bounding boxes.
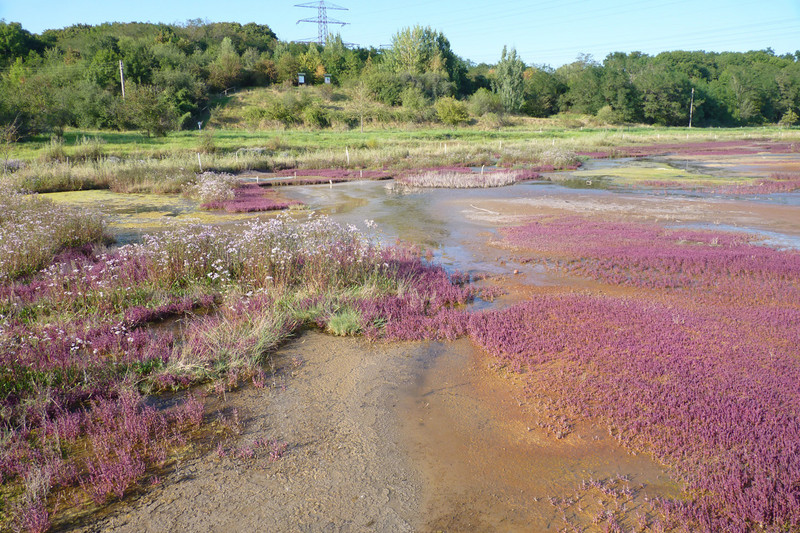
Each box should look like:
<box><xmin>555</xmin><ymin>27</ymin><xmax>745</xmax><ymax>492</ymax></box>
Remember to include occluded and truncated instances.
<box><xmin>469</xmin><ymin>88</ymin><xmax>503</xmax><ymax>116</ymax></box>
<box><xmin>302</xmin><ymin>105</ymin><xmax>330</xmax><ymax>128</ymax></box>
<box><xmin>477</xmin><ymin>112</ymin><xmax>509</xmax><ymax>130</ymax></box>
<box><xmin>198</xmin><ymin>129</ymin><xmax>217</xmax><ymax>154</ymax></box>
<box><xmin>595</xmin><ymin>105</ymin><xmax>623</xmax><ymax>125</ymax></box>
<box><xmin>779</xmin><ymin>109</ymin><xmax>798</xmax><ymax>127</ymax></box>
<box><xmin>435</xmin><ymin>97</ymin><xmax>469</xmax><ymax>126</ymax></box>
<box><xmin>400</xmin><ymin>86</ymin><xmax>429</xmax><ymax>111</ymax></box>
<box><xmin>266</xmin><ymin>136</ymin><xmax>287</xmax><ymax>151</ymax></box>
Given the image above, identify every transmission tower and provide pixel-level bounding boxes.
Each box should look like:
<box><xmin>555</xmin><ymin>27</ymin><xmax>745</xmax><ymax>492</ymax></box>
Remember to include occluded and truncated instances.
<box><xmin>295</xmin><ymin>1</ymin><xmax>348</xmax><ymax>44</ymax></box>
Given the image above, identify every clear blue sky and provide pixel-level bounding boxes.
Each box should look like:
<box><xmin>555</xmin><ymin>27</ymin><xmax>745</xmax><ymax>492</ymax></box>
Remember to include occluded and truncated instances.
<box><xmin>1</xmin><ymin>0</ymin><xmax>799</xmax><ymax>67</ymax></box>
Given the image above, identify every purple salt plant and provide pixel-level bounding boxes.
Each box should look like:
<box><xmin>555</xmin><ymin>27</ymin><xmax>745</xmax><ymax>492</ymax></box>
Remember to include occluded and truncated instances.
<box><xmin>504</xmin><ymin>216</ymin><xmax>800</xmax><ymax>294</ymax></box>
<box><xmin>268</xmin><ymin>440</ymin><xmax>288</xmax><ymax>462</ymax></box>
<box><xmin>15</xmin><ymin>501</ymin><xmax>50</xmax><ymax>533</ymax></box>
<box><xmin>200</xmin><ymin>184</ymin><xmax>302</xmax><ymax>213</ymax></box>
<box><xmin>80</xmin><ymin>391</ymin><xmax>203</xmax><ymax>503</ymax></box>
<box><xmin>475</xmin><ymin>214</ymin><xmax>800</xmax><ymax>531</ymax></box>
<box><xmin>714</xmin><ymin>172</ymin><xmax>800</xmax><ymax>195</ymax></box>
<box><xmin>579</xmin><ymin>140</ymin><xmax>800</xmax><ymax>160</ymax></box>
<box><xmin>272</xmin><ymin>168</ymin><xmax>392</xmax><ymax>180</ymax></box>
<box><xmin>123</xmin><ymin>294</ymin><xmax>215</xmax><ymax>327</ymax></box>
<box><xmin>83</xmin><ymin>450</ymin><xmax>147</xmax><ymax>502</ymax></box>
<box><xmin>356</xmin><ymin>256</ymin><xmax>474</xmax><ymax>340</ymax></box>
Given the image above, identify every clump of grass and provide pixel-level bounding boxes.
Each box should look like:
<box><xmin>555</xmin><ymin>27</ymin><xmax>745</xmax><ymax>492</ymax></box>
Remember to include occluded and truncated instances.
<box><xmin>73</xmin><ymin>136</ymin><xmax>106</xmax><ymax>162</ymax></box>
<box><xmin>198</xmin><ymin>129</ymin><xmax>217</xmax><ymax>154</ymax></box>
<box><xmin>37</xmin><ymin>137</ymin><xmax>66</xmax><ymax>163</ymax></box>
<box><xmin>8</xmin><ymin>157</ymin><xmax>197</xmax><ymax>194</ymax></box>
<box><xmin>326</xmin><ymin>308</ymin><xmax>362</xmax><ymax>336</ymax></box>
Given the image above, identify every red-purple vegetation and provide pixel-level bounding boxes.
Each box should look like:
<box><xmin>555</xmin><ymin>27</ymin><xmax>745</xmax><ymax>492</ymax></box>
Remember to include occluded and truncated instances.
<box><xmin>357</xmin><ymin>257</ymin><xmax>473</xmax><ymax>340</ymax></box>
<box><xmin>260</xmin><ymin>168</ymin><xmax>393</xmax><ymax>187</ymax></box>
<box><xmin>470</xmin><ymin>215</ymin><xmax>800</xmax><ymax>531</ymax></box>
<box><xmin>578</xmin><ymin>140</ymin><xmax>800</xmax><ymax>159</ymax></box>
<box><xmin>273</xmin><ymin>168</ymin><xmax>392</xmax><ymax>180</ymax></box>
<box><xmin>714</xmin><ymin>173</ymin><xmax>800</xmax><ymax>195</ymax></box>
<box><xmin>201</xmin><ymin>184</ymin><xmax>302</xmax><ymax>212</ymax></box>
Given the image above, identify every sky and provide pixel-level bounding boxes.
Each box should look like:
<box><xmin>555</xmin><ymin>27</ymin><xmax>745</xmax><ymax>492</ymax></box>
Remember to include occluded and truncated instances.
<box><xmin>1</xmin><ymin>0</ymin><xmax>799</xmax><ymax>67</ymax></box>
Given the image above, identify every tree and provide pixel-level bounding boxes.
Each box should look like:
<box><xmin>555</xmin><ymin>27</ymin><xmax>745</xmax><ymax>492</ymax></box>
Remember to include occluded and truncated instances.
<box><xmin>384</xmin><ymin>26</ymin><xmax>465</xmax><ymax>93</ymax></box>
<box><xmin>350</xmin><ymin>81</ymin><xmax>369</xmax><ymax>133</ymax></box>
<box><xmin>124</xmin><ymin>83</ymin><xmax>178</xmax><ymax>136</ymax></box>
<box><xmin>493</xmin><ymin>46</ymin><xmax>525</xmax><ymax>113</ymax></box>
<box><xmin>208</xmin><ymin>37</ymin><xmax>243</xmax><ymax>91</ymax></box>
<box><xmin>0</xmin><ymin>116</ymin><xmax>20</xmax><ymax>172</ymax></box>
<box><xmin>0</xmin><ymin>21</ymin><xmax>42</xmax><ymax>67</ymax></box>
<box><xmin>635</xmin><ymin>64</ymin><xmax>692</xmax><ymax>125</ymax></box>
<box><xmin>522</xmin><ymin>66</ymin><xmax>561</xmax><ymax>117</ymax></box>
<box><xmin>600</xmin><ymin>52</ymin><xmax>643</xmax><ymax>122</ymax></box>
<box><xmin>555</xmin><ymin>55</ymin><xmax>604</xmax><ymax>114</ymax></box>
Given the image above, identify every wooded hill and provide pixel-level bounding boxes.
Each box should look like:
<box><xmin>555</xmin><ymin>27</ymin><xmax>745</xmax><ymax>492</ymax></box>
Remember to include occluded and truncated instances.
<box><xmin>1</xmin><ymin>20</ymin><xmax>799</xmax><ymax>136</ymax></box>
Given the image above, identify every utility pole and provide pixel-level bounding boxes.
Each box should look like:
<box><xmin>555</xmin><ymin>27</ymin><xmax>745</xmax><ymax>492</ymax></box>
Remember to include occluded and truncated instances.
<box><xmin>119</xmin><ymin>60</ymin><xmax>125</xmax><ymax>99</ymax></box>
<box><xmin>688</xmin><ymin>87</ymin><xmax>694</xmax><ymax>128</ymax></box>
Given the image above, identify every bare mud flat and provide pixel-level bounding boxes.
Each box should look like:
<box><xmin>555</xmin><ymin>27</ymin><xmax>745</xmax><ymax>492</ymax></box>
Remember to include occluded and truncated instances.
<box><xmin>73</xmin><ymin>333</ymin><xmax>426</xmax><ymax>532</ymax></box>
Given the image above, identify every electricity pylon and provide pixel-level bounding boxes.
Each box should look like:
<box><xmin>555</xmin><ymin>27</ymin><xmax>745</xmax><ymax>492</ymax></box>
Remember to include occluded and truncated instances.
<box><xmin>295</xmin><ymin>1</ymin><xmax>348</xmax><ymax>45</ymax></box>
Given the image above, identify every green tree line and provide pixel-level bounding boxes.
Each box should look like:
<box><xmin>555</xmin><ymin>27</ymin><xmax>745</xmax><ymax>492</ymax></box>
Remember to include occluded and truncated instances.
<box><xmin>1</xmin><ymin>19</ymin><xmax>799</xmax><ymax>136</ymax></box>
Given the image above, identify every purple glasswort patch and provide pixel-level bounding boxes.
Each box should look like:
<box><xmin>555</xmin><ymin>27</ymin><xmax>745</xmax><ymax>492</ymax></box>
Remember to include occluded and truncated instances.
<box><xmin>201</xmin><ymin>184</ymin><xmax>302</xmax><ymax>213</ymax></box>
<box><xmin>578</xmin><ymin>140</ymin><xmax>800</xmax><ymax>159</ymax></box>
<box><xmin>477</xmin><ymin>215</ymin><xmax>800</xmax><ymax>531</ymax></box>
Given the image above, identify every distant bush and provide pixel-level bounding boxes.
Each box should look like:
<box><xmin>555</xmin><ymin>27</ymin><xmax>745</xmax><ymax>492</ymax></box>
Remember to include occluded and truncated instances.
<box><xmin>435</xmin><ymin>97</ymin><xmax>469</xmax><ymax>126</ymax></box>
<box><xmin>198</xmin><ymin>129</ymin><xmax>217</xmax><ymax>154</ymax></box>
<box><xmin>477</xmin><ymin>112</ymin><xmax>509</xmax><ymax>129</ymax></box>
<box><xmin>469</xmin><ymin>88</ymin><xmax>503</xmax><ymax>116</ymax></box>
<box><xmin>364</xmin><ymin>71</ymin><xmax>404</xmax><ymax>106</ymax></box>
<box><xmin>302</xmin><ymin>104</ymin><xmax>330</xmax><ymax>128</ymax></box>
<box><xmin>595</xmin><ymin>105</ymin><xmax>624</xmax><ymax>125</ymax></box>
<box><xmin>779</xmin><ymin>109</ymin><xmax>798</xmax><ymax>127</ymax></box>
<box><xmin>400</xmin><ymin>86</ymin><xmax>429</xmax><ymax>111</ymax></box>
